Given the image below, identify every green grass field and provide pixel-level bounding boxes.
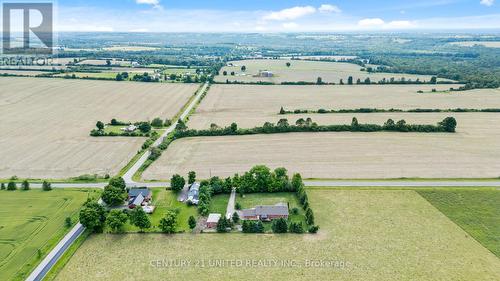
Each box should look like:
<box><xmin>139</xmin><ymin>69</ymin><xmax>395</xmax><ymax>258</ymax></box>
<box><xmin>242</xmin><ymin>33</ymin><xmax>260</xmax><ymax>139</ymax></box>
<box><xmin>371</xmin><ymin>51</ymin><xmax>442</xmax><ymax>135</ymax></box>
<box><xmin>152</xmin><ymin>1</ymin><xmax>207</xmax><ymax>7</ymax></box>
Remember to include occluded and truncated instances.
<box><xmin>209</xmin><ymin>194</ymin><xmax>229</xmax><ymax>215</ymax></box>
<box><xmin>54</xmin><ymin>190</ymin><xmax>500</xmax><ymax>280</ymax></box>
<box><xmin>0</xmin><ymin>189</ymin><xmax>98</xmax><ymax>281</ymax></box>
<box><xmin>417</xmin><ymin>189</ymin><xmax>500</xmax><ymax>257</ymax></box>
<box><xmin>119</xmin><ymin>188</ymin><xmax>197</xmax><ymax>233</ymax></box>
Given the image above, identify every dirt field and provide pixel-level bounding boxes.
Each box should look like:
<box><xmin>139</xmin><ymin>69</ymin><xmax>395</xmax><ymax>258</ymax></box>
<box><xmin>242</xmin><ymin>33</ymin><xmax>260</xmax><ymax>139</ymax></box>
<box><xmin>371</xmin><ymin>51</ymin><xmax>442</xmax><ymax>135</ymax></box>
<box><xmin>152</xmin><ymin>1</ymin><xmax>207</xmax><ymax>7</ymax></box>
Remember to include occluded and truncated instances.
<box><xmin>215</xmin><ymin>59</ymin><xmax>450</xmax><ymax>84</ymax></box>
<box><xmin>187</xmin><ymin>84</ymin><xmax>499</xmax><ymax>130</ymax></box>
<box><xmin>0</xmin><ymin>77</ymin><xmax>197</xmax><ymax>179</ymax></box>
<box><xmin>144</xmin><ymin>112</ymin><xmax>500</xmax><ymax>180</ymax></box>
<box><xmin>54</xmin><ymin>190</ymin><xmax>500</xmax><ymax>281</ymax></box>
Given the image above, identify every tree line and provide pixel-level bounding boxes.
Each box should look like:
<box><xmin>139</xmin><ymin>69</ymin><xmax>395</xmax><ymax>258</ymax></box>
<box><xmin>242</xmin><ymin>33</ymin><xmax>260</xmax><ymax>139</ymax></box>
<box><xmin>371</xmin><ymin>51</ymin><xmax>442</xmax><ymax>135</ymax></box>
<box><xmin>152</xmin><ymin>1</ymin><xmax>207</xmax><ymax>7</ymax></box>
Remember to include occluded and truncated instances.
<box><xmin>280</xmin><ymin>107</ymin><xmax>500</xmax><ymax>115</ymax></box>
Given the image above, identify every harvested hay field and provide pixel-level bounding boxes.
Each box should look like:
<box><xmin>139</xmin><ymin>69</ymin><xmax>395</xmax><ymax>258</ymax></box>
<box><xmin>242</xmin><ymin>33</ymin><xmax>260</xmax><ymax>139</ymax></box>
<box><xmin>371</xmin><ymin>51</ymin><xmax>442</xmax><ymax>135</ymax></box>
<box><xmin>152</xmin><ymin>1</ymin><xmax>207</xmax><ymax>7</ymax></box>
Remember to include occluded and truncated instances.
<box><xmin>144</xmin><ymin>113</ymin><xmax>500</xmax><ymax>180</ymax></box>
<box><xmin>0</xmin><ymin>77</ymin><xmax>197</xmax><ymax>179</ymax></box>
<box><xmin>215</xmin><ymin>59</ymin><xmax>451</xmax><ymax>84</ymax></box>
<box><xmin>55</xmin><ymin>190</ymin><xmax>500</xmax><ymax>281</ymax></box>
<box><xmin>187</xmin><ymin>84</ymin><xmax>499</xmax><ymax>130</ymax></box>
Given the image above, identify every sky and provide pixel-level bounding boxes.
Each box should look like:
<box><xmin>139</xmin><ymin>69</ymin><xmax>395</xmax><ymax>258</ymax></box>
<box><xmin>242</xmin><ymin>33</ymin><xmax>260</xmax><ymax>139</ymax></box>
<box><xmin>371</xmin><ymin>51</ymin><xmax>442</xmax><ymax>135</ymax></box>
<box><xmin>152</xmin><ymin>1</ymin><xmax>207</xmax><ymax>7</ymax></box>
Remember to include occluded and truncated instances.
<box><xmin>19</xmin><ymin>0</ymin><xmax>500</xmax><ymax>32</ymax></box>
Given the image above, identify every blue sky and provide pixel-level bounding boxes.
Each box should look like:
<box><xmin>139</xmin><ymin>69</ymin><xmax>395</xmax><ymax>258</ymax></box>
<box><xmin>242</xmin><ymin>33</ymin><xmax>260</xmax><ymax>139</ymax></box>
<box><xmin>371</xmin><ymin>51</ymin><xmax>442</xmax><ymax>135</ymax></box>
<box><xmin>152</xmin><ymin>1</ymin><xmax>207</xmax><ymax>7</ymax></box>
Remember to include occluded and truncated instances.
<box><xmin>53</xmin><ymin>0</ymin><xmax>499</xmax><ymax>32</ymax></box>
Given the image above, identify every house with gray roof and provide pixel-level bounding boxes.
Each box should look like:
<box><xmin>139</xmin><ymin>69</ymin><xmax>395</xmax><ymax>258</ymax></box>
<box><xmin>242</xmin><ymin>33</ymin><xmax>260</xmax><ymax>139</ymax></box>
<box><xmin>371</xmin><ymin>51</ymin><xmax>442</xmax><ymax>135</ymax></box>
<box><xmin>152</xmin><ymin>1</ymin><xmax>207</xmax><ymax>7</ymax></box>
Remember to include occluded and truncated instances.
<box><xmin>128</xmin><ymin>188</ymin><xmax>152</xmax><ymax>208</ymax></box>
<box><xmin>241</xmin><ymin>203</ymin><xmax>289</xmax><ymax>221</ymax></box>
<box><xmin>186</xmin><ymin>183</ymin><xmax>200</xmax><ymax>205</ymax></box>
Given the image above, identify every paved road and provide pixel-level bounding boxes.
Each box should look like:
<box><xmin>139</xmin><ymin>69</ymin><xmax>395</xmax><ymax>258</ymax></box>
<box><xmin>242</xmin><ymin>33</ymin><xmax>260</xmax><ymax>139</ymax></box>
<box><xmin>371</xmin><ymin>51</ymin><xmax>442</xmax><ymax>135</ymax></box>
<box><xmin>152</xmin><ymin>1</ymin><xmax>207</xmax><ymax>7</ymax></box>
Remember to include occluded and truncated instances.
<box><xmin>28</xmin><ymin>180</ymin><xmax>500</xmax><ymax>189</ymax></box>
<box><xmin>122</xmin><ymin>82</ymin><xmax>209</xmax><ymax>187</ymax></box>
<box><xmin>26</xmin><ymin>223</ymin><xmax>85</xmax><ymax>281</ymax></box>
<box><xmin>226</xmin><ymin>188</ymin><xmax>236</xmax><ymax>219</ymax></box>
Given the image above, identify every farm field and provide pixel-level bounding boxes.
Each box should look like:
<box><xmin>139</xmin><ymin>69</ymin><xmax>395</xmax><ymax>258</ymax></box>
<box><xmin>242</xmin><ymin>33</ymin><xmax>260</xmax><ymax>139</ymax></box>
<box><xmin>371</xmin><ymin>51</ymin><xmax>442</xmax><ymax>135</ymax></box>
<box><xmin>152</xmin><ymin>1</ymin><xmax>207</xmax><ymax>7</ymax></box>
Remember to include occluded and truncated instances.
<box><xmin>54</xmin><ymin>190</ymin><xmax>500</xmax><ymax>281</ymax></box>
<box><xmin>418</xmin><ymin>189</ymin><xmax>500</xmax><ymax>257</ymax></box>
<box><xmin>76</xmin><ymin>59</ymin><xmax>131</xmax><ymax>66</ymax></box>
<box><xmin>185</xmin><ymin>84</ymin><xmax>500</xmax><ymax>129</ymax></box>
<box><xmin>215</xmin><ymin>59</ymin><xmax>451</xmax><ymax>84</ymax></box>
<box><xmin>0</xmin><ymin>189</ymin><xmax>98</xmax><ymax>281</ymax></box>
<box><xmin>450</xmin><ymin>41</ymin><xmax>500</xmax><ymax>48</ymax></box>
<box><xmin>0</xmin><ymin>77</ymin><xmax>198</xmax><ymax>179</ymax></box>
<box><xmin>0</xmin><ymin>70</ymin><xmax>52</xmax><ymax>76</ymax></box>
<box><xmin>143</xmin><ymin>112</ymin><xmax>500</xmax><ymax>180</ymax></box>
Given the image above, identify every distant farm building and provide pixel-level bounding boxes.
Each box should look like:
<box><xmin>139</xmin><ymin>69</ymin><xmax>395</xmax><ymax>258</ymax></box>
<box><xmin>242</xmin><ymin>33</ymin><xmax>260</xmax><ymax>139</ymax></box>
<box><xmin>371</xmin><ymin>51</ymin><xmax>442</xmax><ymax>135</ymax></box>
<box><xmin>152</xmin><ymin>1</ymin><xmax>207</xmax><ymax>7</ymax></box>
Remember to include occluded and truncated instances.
<box><xmin>122</xmin><ymin>124</ymin><xmax>137</xmax><ymax>132</ymax></box>
<box><xmin>241</xmin><ymin>203</ymin><xmax>289</xmax><ymax>221</ymax></box>
<box><xmin>206</xmin><ymin>213</ymin><xmax>221</xmax><ymax>228</ymax></box>
<box><xmin>256</xmin><ymin>70</ymin><xmax>274</xmax><ymax>77</ymax></box>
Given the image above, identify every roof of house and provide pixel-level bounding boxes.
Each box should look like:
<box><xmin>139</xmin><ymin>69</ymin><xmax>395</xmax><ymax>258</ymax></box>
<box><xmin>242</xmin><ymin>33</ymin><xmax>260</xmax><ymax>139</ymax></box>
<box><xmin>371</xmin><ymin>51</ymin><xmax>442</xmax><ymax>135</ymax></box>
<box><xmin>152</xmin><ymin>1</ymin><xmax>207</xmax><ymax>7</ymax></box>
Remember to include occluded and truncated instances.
<box><xmin>207</xmin><ymin>213</ymin><xmax>222</xmax><ymax>223</ymax></box>
<box><xmin>242</xmin><ymin>203</ymin><xmax>288</xmax><ymax>217</ymax></box>
<box><xmin>128</xmin><ymin>188</ymin><xmax>151</xmax><ymax>198</ymax></box>
<box><xmin>130</xmin><ymin>193</ymin><xmax>144</xmax><ymax>206</ymax></box>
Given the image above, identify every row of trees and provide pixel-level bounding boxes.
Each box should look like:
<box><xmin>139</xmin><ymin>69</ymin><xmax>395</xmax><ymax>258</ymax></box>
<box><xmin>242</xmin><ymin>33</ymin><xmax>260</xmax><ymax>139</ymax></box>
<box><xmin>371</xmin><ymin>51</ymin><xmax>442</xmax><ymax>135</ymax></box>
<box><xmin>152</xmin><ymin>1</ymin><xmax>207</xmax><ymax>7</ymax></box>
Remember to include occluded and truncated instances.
<box><xmin>170</xmin><ymin>171</ymin><xmax>196</xmax><ymax>192</ymax></box>
<box><xmin>174</xmin><ymin>117</ymin><xmax>458</xmax><ymax>140</ymax></box>
<box><xmin>280</xmin><ymin>107</ymin><xmax>500</xmax><ymax>115</ymax></box>
<box><xmin>1</xmin><ymin>180</ymin><xmax>52</xmax><ymax>191</ymax></box>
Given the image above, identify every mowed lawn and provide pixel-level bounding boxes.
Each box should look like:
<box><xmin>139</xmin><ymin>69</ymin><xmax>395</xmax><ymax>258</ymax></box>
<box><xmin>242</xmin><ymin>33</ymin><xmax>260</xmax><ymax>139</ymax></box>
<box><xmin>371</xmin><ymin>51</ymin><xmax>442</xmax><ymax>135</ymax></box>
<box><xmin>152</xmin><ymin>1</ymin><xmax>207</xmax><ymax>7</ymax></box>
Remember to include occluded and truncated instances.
<box><xmin>55</xmin><ymin>190</ymin><xmax>500</xmax><ymax>281</ymax></box>
<box><xmin>418</xmin><ymin>189</ymin><xmax>500</xmax><ymax>257</ymax></box>
<box><xmin>118</xmin><ymin>188</ymin><xmax>198</xmax><ymax>233</ymax></box>
<box><xmin>0</xmin><ymin>189</ymin><xmax>97</xmax><ymax>281</ymax></box>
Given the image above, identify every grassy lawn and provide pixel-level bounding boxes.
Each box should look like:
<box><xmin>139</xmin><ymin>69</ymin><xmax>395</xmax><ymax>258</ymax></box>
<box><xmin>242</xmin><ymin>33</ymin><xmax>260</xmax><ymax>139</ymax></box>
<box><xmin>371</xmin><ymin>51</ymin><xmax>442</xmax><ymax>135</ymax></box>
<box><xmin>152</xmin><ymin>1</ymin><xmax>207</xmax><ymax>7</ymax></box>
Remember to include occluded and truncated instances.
<box><xmin>55</xmin><ymin>190</ymin><xmax>500</xmax><ymax>281</ymax></box>
<box><xmin>56</xmin><ymin>72</ymin><xmax>119</xmax><ymax>79</ymax></box>
<box><xmin>236</xmin><ymin>192</ymin><xmax>306</xmax><ymax>229</ymax></box>
<box><xmin>120</xmin><ymin>188</ymin><xmax>197</xmax><ymax>233</ymax></box>
<box><xmin>417</xmin><ymin>189</ymin><xmax>500</xmax><ymax>257</ymax></box>
<box><xmin>0</xmin><ymin>189</ymin><xmax>99</xmax><ymax>281</ymax></box>
<box><xmin>209</xmin><ymin>194</ymin><xmax>229</xmax><ymax>215</ymax></box>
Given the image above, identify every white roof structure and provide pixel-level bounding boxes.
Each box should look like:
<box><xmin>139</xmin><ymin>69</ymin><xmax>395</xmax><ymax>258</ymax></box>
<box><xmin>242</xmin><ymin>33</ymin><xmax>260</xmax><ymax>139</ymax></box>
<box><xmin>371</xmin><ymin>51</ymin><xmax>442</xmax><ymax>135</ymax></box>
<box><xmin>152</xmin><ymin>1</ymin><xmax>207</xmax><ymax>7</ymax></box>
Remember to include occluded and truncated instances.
<box><xmin>207</xmin><ymin>213</ymin><xmax>221</xmax><ymax>223</ymax></box>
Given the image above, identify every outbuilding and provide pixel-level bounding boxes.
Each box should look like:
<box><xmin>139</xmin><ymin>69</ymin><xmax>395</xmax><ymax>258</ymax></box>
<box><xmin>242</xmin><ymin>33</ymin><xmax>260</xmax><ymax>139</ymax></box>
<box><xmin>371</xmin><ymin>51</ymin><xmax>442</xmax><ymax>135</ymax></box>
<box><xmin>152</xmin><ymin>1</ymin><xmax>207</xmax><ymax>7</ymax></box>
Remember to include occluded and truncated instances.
<box><xmin>206</xmin><ymin>213</ymin><xmax>221</xmax><ymax>228</ymax></box>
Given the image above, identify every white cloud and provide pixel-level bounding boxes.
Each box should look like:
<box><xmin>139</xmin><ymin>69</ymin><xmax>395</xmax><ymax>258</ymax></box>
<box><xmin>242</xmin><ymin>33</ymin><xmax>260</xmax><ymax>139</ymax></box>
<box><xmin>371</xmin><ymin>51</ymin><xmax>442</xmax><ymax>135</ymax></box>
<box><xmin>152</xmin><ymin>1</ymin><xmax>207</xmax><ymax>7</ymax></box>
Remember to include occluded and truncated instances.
<box><xmin>136</xmin><ymin>0</ymin><xmax>161</xmax><ymax>8</ymax></box>
<box><xmin>318</xmin><ymin>4</ymin><xmax>342</xmax><ymax>13</ymax></box>
<box><xmin>263</xmin><ymin>6</ymin><xmax>316</xmax><ymax>21</ymax></box>
<box><xmin>358</xmin><ymin>18</ymin><xmax>385</xmax><ymax>26</ymax></box>
<box><xmin>480</xmin><ymin>0</ymin><xmax>495</xmax><ymax>6</ymax></box>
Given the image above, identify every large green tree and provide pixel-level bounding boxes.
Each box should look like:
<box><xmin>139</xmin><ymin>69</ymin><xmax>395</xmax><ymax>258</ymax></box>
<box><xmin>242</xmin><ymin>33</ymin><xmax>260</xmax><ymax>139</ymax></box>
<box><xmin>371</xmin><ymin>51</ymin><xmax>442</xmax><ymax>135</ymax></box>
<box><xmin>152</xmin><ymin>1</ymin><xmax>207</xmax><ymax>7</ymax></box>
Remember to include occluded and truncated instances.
<box><xmin>79</xmin><ymin>202</ymin><xmax>106</xmax><ymax>233</ymax></box>
<box><xmin>159</xmin><ymin>210</ymin><xmax>178</xmax><ymax>234</ymax></box>
<box><xmin>130</xmin><ymin>206</ymin><xmax>151</xmax><ymax>232</ymax></box>
<box><xmin>107</xmin><ymin>210</ymin><xmax>128</xmax><ymax>233</ymax></box>
<box><xmin>102</xmin><ymin>185</ymin><xmax>127</xmax><ymax>206</ymax></box>
<box><xmin>170</xmin><ymin>174</ymin><xmax>186</xmax><ymax>192</ymax></box>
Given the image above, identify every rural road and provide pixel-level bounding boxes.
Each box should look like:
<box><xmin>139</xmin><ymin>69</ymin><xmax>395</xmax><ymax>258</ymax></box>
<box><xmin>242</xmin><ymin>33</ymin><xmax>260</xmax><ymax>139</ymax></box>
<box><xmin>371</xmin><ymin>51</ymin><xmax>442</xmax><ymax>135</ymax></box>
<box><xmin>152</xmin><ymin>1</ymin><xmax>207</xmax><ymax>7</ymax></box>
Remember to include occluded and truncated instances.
<box><xmin>122</xmin><ymin>82</ymin><xmax>209</xmax><ymax>187</ymax></box>
<box><xmin>25</xmin><ymin>180</ymin><xmax>500</xmax><ymax>189</ymax></box>
<box><xmin>226</xmin><ymin>188</ymin><xmax>236</xmax><ymax>219</ymax></box>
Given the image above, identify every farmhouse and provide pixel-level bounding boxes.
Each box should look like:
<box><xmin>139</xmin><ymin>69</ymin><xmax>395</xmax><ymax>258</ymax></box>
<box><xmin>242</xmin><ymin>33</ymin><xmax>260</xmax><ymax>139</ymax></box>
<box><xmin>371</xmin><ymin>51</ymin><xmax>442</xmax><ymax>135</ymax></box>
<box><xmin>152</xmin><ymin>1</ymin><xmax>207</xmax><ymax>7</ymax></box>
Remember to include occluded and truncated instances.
<box><xmin>122</xmin><ymin>124</ymin><xmax>137</xmax><ymax>132</ymax></box>
<box><xmin>186</xmin><ymin>183</ymin><xmax>200</xmax><ymax>205</ymax></box>
<box><xmin>241</xmin><ymin>203</ymin><xmax>289</xmax><ymax>221</ymax></box>
<box><xmin>128</xmin><ymin>188</ymin><xmax>152</xmax><ymax>209</ymax></box>
<box><xmin>206</xmin><ymin>213</ymin><xmax>221</xmax><ymax>228</ymax></box>
<box><xmin>256</xmin><ymin>70</ymin><xmax>273</xmax><ymax>77</ymax></box>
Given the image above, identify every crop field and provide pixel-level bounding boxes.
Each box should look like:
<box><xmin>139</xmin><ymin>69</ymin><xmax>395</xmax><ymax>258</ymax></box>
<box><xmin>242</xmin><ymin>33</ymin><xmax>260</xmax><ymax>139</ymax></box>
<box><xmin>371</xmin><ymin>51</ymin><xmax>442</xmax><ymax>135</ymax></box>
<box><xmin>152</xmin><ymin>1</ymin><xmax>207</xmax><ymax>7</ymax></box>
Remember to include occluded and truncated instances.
<box><xmin>103</xmin><ymin>46</ymin><xmax>160</xmax><ymax>52</ymax></box>
<box><xmin>418</xmin><ymin>189</ymin><xmax>500</xmax><ymax>257</ymax></box>
<box><xmin>186</xmin><ymin>84</ymin><xmax>500</xmax><ymax>130</ymax></box>
<box><xmin>0</xmin><ymin>77</ymin><xmax>198</xmax><ymax>179</ymax></box>
<box><xmin>76</xmin><ymin>59</ymin><xmax>131</xmax><ymax>66</ymax></box>
<box><xmin>0</xmin><ymin>70</ymin><xmax>52</xmax><ymax>76</ymax></box>
<box><xmin>144</xmin><ymin>112</ymin><xmax>500</xmax><ymax>180</ymax></box>
<box><xmin>54</xmin><ymin>190</ymin><xmax>500</xmax><ymax>281</ymax></box>
<box><xmin>450</xmin><ymin>41</ymin><xmax>500</xmax><ymax>48</ymax></box>
<box><xmin>215</xmin><ymin>59</ymin><xmax>450</xmax><ymax>84</ymax></box>
<box><xmin>0</xmin><ymin>189</ymin><xmax>97</xmax><ymax>281</ymax></box>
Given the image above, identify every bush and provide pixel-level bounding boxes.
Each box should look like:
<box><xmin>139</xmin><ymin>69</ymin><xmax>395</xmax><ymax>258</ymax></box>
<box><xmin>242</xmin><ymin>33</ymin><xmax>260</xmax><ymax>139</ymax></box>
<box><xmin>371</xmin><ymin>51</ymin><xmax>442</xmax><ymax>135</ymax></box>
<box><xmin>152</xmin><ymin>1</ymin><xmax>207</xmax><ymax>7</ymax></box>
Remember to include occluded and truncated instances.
<box><xmin>21</xmin><ymin>180</ymin><xmax>30</xmax><ymax>190</ymax></box>
<box><xmin>308</xmin><ymin>225</ymin><xmax>320</xmax><ymax>234</ymax></box>
<box><xmin>151</xmin><ymin>118</ymin><xmax>163</xmax><ymax>128</ymax></box>
<box><xmin>65</xmin><ymin>217</ymin><xmax>72</xmax><ymax>228</ymax></box>
<box><xmin>42</xmin><ymin>181</ymin><xmax>52</xmax><ymax>191</ymax></box>
<box><xmin>235</xmin><ymin>202</ymin><xmax>242</xmax><ymax>210</ymax></box>
<box><xmin>7</xmin><ymin>181</ymin><xmax>17</xmax><ymax>191</ymax></box>
<box><xmin>271</xmin><ymin>218</ymin><xmax>288</xmax><ymax>233</ymax></box>
<box><xmin>289</xmin><ymin>222</ymin><xmax>304</xmax><ymax>233</ymax></box>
